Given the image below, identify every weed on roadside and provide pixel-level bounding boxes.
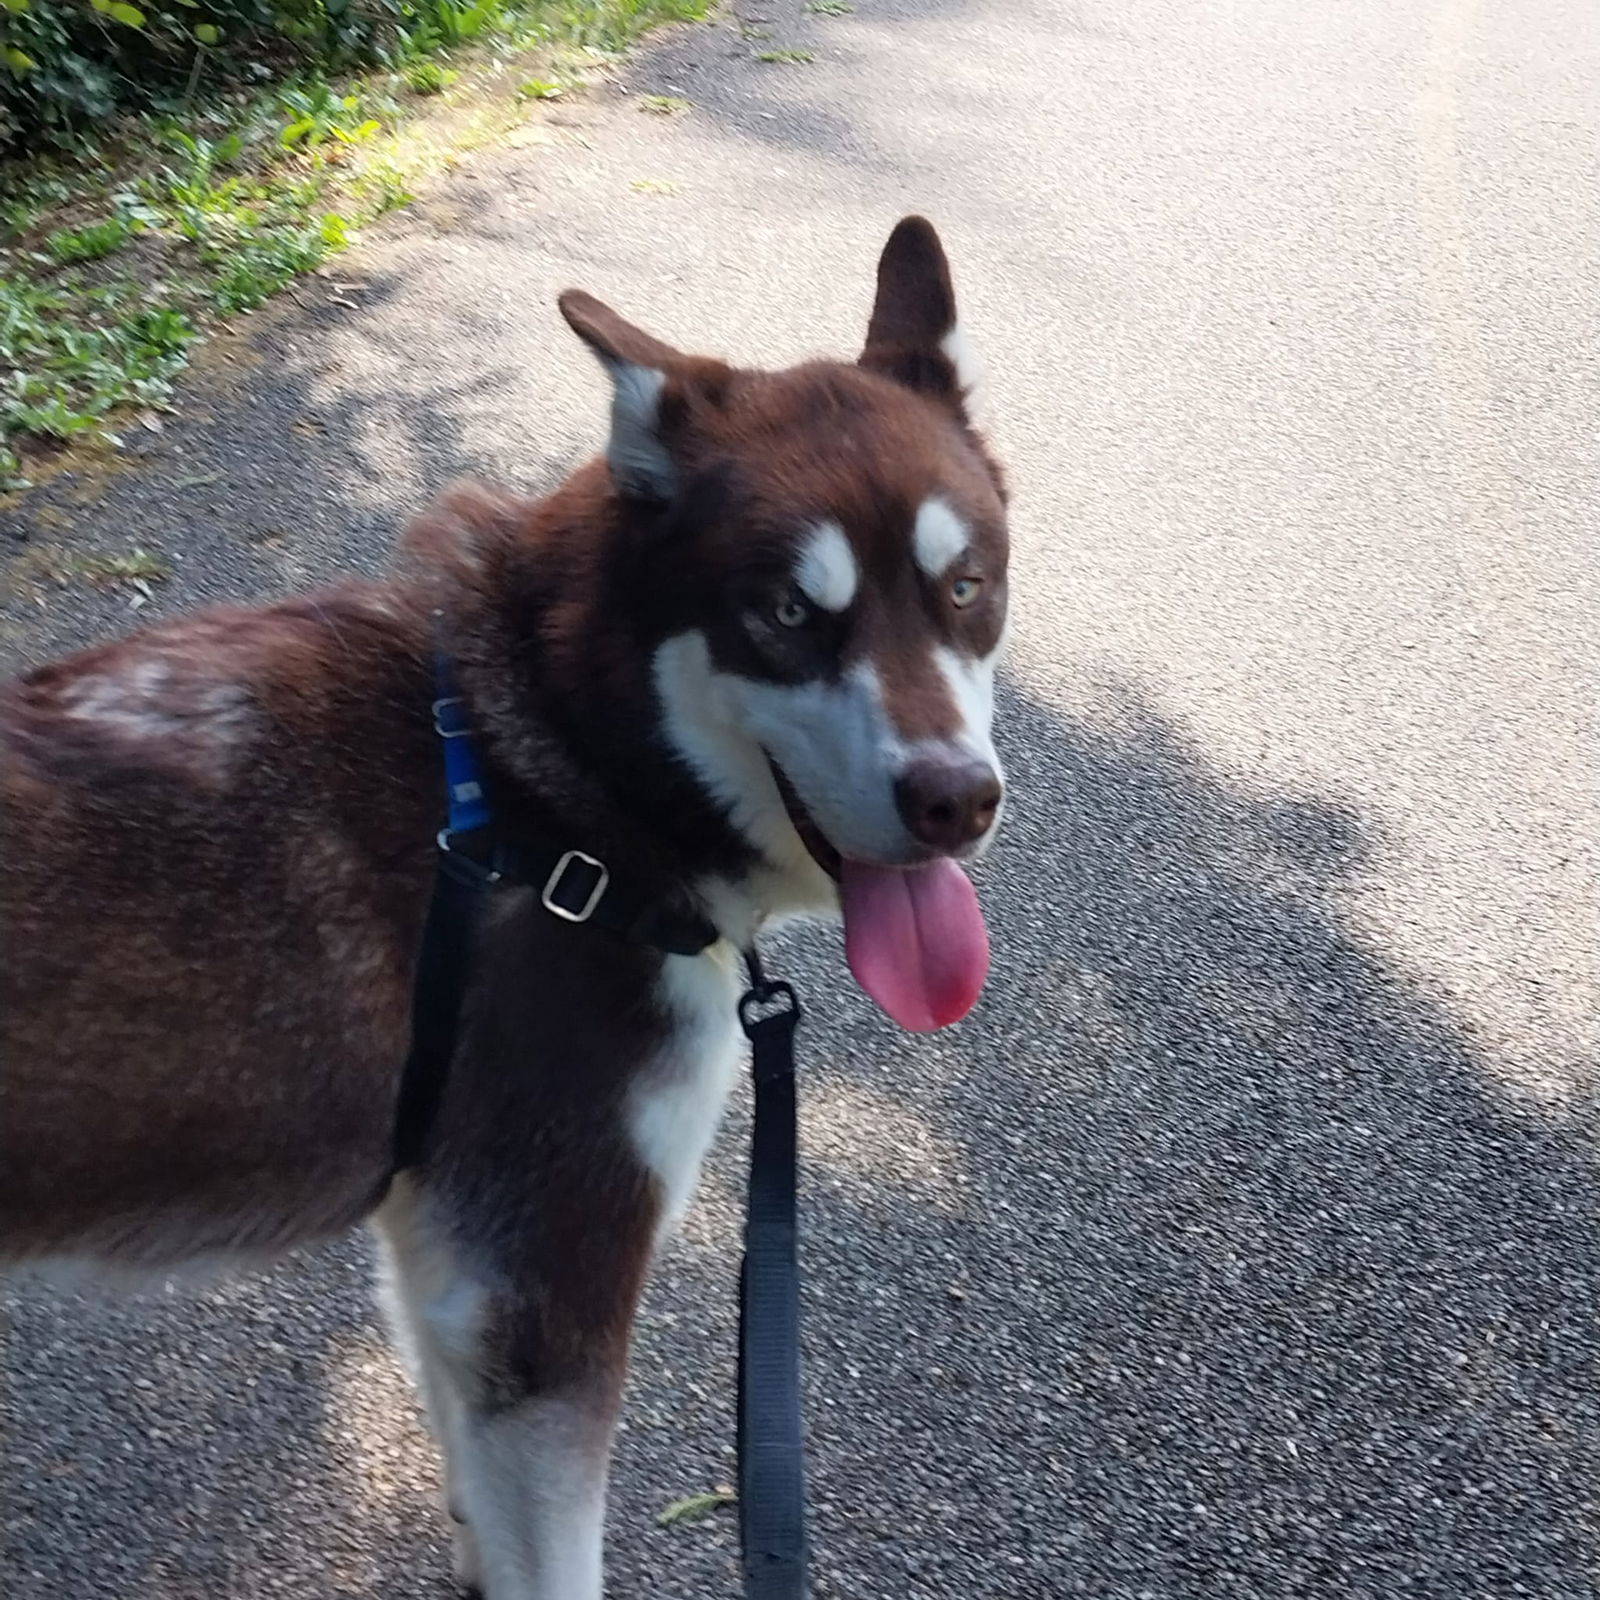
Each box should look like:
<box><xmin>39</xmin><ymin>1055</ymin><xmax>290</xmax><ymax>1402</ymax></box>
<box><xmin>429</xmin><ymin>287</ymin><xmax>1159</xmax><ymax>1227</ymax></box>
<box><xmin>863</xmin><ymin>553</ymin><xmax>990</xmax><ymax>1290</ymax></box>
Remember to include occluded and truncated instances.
<box><xmin>77</xmin><ymin>547</ymin><xmax>172</xmax><ymax>588</ymax></box>
<box><xmin>404</xmin><ymin>61</ymin><xmax>459</xmax><ymax>95</ymax></box>
<box><xmin>45</xmin><ymin>216</ymin><xmax>140</xmax><ymax>267</ymax></box>
<box><xmin>756</xmin><ymin>48</ymin><xmax>815</xmax><ymax>63</ymax></box>
<box><xmin>656</xmin><ymin>1487</ymin><xmax>736</xmax><ymax>1527</ymax></box>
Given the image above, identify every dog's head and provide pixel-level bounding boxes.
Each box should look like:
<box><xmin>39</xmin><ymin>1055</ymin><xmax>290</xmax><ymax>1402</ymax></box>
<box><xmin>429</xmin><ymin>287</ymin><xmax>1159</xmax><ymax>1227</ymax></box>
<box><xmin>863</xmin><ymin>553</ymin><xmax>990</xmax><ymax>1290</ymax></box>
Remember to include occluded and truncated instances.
<box><xmin>562</xmin><ymin>219</ymin><xmax>1008</xmax><ymax>1029</ymax></box>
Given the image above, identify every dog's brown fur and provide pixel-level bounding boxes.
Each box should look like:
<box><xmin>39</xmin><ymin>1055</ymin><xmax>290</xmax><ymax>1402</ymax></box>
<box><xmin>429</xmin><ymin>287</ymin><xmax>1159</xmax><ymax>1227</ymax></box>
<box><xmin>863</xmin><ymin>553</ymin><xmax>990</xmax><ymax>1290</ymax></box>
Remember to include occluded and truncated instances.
<box><xmin>0</xmin><ymin>585</ymin><xmax>437</xmax><ymax>1259</ymax></box>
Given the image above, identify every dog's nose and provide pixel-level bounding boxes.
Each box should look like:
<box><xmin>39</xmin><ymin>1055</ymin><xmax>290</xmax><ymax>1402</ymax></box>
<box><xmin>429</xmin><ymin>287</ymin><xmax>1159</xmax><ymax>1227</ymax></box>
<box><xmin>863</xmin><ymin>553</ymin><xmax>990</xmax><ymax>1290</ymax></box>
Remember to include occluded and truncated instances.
<box><xmin>894</xmin><ymin>756</ymin><xmax>1003</xmax><ymax>851</ymax></box>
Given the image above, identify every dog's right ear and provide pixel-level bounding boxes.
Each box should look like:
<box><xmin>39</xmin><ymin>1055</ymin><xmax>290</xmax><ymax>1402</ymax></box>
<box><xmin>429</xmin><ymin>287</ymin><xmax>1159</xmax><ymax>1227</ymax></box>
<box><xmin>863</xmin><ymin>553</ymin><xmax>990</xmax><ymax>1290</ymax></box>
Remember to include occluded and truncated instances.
<box><xmin>559</xmin><ymin>291</ymin><xmax>728</xmax><ymax>503</ymax></box>
<box><xmin>859</xmin><ymin>216</ymin><xmax>978</xmax><ymax>416</ymax></box>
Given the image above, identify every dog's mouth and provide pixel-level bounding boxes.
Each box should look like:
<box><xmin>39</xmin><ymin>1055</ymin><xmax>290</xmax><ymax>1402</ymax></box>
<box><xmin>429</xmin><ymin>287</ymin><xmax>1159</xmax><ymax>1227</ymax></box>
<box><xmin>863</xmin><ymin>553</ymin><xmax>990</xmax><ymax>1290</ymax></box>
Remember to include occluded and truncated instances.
<box><xmin>765</xmin><ymin>757</ymin><xmax>990</xmax><ymax>1033</ymax></box>
<box><xmin>769</xmin><ymin>759</ymin><xmax>843</xmax><ymax>880</ymax></box>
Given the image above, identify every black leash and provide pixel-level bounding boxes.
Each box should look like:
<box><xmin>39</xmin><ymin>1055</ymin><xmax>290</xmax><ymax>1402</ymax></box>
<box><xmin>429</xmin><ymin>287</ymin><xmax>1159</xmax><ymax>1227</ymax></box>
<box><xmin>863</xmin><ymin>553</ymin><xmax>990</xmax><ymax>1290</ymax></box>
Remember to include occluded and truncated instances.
<box><xmin>737</xmin><ymin>950</ymin><xmax>809</xmax><ymax>1599</ymax></box>
<box><xmin>394</xmin><ymin>657</ymin><xmax>810</xmax><ymax>1596</ymax></box>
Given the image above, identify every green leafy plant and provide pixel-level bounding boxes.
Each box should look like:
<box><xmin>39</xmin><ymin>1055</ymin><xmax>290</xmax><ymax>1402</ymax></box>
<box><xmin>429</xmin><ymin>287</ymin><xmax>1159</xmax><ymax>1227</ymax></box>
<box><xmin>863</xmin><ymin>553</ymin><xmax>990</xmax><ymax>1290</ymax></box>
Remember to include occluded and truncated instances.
<box><xmin>44</xmin><ymin>213</ymin><xmax>138</xmax><ymax>263</ymax></box>
<box><xmin>402</xmin><ymin>58</ymin><xmax>455</xmax><ymax>93</ymax></box>
<box><xmin>277</xmin><ymin>82</ymin><xmax>383</xmax><ymax>150</ymax></box>
<box><xmin>0</xmin><ymin>1</ymin><xmax>410</xmax><ymax>154</ymax></box>
<box><xmin>210</xmin><ymin>224</ymin><xmax>329</xmax><ymax>311</ymax></box>
<box><xmin>637</xmin><ymin>92</ymin><xmax>689</xmax><ymax>113</ymax></box>
<box><xmin>77</xmin><ymin>545</ymin><xmax>171</xmax><ymax>586</ymax></box>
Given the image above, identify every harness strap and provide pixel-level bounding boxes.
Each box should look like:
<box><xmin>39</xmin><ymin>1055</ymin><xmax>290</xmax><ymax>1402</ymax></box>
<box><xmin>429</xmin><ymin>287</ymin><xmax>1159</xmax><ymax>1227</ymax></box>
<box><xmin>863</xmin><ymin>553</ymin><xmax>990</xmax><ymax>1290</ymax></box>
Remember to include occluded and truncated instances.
<box><xmin>442</xmin><ymin>834</ymin><xmax>718</xmax><ymax>958</ymax></box>
<box><xmin>391</xmin><ymin>846</ymin><xmax>487</xmax><ymax>1173</ymax></box>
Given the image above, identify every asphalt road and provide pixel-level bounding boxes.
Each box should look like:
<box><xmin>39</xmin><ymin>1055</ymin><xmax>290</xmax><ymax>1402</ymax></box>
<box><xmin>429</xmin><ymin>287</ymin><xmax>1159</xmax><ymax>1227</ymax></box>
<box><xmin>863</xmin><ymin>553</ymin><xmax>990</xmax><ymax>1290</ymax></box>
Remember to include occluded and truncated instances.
<box><xmin>3</xmin><ymin>1</ymin><xmax>1598</xmax><ymax>1596</ymax></box>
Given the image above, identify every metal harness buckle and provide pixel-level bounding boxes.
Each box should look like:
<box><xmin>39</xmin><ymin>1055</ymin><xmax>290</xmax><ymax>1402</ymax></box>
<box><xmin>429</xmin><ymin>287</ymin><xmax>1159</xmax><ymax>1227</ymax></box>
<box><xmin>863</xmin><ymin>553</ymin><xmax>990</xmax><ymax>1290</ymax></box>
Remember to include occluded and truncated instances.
<box><xmin>431</xmin><ymin>696</ymin><xmax>472</xmax><ymax>739</ymax></box>
<box><xmin>541</xmin><ymin>849</ymin><xmax>609</xmax><ymax>923</ymax></box>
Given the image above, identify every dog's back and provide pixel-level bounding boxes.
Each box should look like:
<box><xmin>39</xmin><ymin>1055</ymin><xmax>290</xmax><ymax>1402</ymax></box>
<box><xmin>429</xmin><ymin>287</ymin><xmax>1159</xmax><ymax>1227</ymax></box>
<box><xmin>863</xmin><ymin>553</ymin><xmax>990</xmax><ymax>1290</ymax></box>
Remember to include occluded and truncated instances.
<box><xmin>0</xmin><ymin>587</ymin><xmax>437</xmax><ymax>1265</ymax></box>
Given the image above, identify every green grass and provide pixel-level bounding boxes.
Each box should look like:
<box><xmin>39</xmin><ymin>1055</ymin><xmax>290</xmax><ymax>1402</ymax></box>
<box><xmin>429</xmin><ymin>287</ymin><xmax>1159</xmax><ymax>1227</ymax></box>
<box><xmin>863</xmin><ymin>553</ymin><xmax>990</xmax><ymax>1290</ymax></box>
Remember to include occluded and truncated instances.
<box><xmin>638</xmin><ymin>93</ymin><xmax>691</xmax><ymax>114</ymax></box>
<box><xmin>0</xmin><ymin>0</ymin><xmax>712</xmax><ymax>494</ymax></box>
<box><xmin>45</xmin><ymin>215</ymin><xmax>140</xmax><ymax>266</ymax></box>
<box><xmin>804</xmin><ymin>0</ymin><xmax>853</xmax><ymax>12</ymax></box>
<box><xmin>755</xmin><ymin>47</ymin><xmax>815</xmax><ymax>63</ymax></box>
<box><xmin>1</xmin><ymin>275</ymin><xmax>197</xmax><ymax>485</ymax></box>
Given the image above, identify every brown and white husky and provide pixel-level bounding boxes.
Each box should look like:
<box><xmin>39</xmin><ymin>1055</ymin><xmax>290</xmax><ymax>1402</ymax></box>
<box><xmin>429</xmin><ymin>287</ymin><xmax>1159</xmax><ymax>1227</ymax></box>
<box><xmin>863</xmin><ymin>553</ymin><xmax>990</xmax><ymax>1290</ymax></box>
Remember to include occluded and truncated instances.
<box><xmin>0</xmin><ymin>217</ymin><xmax>1010</xmax><ymax>1598</ymax></box>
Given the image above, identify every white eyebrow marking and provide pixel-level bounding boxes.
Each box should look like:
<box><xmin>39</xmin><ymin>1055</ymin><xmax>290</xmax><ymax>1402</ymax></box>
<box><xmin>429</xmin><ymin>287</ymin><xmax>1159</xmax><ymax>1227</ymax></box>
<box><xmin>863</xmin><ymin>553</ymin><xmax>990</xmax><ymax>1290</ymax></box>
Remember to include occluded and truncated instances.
<box><xmin>913</xmin><ymin>497</ymin><xmax>969</xmax><ymax>579</ymax></box>
<box><xmin>795</xmin><ymin>520</ymin><xmax>858</xmax><ymax>612</ymax></box>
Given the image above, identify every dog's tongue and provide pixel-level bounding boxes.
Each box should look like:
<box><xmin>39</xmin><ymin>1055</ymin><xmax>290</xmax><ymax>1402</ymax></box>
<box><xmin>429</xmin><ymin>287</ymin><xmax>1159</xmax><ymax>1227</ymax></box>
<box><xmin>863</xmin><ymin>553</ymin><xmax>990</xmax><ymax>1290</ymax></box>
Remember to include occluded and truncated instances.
<box><xmin>839</xmin><ymin>858</ymin><xmax>989</xmax><ymax>1032</ymax></box>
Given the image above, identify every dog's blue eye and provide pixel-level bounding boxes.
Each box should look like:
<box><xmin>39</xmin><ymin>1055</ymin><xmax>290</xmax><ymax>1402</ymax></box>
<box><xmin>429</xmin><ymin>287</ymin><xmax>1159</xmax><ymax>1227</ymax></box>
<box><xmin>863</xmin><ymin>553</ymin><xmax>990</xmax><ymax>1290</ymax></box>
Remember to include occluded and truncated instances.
<box><xmin>775</xmin><ymin>595</ymin><xmax>812</xmax><ymax>628</ymax></box>
<box><xmin>950</xmin><ymin>577</ymin><xmax>982</xmax><ymax>608</ymax></box>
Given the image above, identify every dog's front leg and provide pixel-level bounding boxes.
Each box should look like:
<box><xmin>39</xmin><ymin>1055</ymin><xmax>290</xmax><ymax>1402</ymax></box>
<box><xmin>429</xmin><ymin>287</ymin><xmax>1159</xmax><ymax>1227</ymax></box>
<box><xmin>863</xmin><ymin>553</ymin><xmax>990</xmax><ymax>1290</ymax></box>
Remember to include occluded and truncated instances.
<box><xmin>373</xmin><ymin>1177</ymin><xmax>492</xmax><ymax>1593</ymax></box>
<box><xmin>381</xmin><ymin>1172</ymin><xmax>656</xmax><ymax>1600</ymax></box>
<box><xmin>449</xmin><ymin>1371</ymin><xmax>620</xmax><ymax>1600</ymax></box>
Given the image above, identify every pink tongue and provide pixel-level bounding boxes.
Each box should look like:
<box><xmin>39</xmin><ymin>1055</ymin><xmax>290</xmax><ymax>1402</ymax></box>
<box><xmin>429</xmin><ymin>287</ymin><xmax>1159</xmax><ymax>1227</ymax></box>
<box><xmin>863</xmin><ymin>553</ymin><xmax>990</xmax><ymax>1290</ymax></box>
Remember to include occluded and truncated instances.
<box><xmin>839</xmin><ymin>858</ymin><xmax>990</xmax><ymax>1032</ymax></box>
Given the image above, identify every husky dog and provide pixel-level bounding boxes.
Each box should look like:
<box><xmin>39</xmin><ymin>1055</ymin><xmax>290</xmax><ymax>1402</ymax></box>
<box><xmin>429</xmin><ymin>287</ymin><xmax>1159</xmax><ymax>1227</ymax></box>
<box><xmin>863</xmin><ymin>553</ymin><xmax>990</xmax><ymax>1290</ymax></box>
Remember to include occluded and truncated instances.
<box><xmin>0</xmin><ymin>217</ymin><xmax>1009</xmax><ymax>1598</ymax></box>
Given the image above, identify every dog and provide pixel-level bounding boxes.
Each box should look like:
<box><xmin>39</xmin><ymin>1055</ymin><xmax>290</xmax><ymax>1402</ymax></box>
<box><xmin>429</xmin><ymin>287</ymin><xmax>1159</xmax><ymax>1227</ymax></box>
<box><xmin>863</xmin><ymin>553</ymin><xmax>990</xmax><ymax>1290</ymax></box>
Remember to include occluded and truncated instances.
<box><xmin>0</xmin><ymin>217</ymin><xmax>1010</xmax><ymax>1598</ymax></box>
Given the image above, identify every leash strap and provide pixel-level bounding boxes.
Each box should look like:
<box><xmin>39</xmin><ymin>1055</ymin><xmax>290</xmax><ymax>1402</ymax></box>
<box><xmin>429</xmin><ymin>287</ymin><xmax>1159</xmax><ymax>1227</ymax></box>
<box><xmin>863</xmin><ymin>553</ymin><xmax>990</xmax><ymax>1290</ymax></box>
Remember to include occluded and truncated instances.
<box><xmin>738</xmin><ymin>952</ymin><xmax>809</xmax><ymax>1599</ymax></box>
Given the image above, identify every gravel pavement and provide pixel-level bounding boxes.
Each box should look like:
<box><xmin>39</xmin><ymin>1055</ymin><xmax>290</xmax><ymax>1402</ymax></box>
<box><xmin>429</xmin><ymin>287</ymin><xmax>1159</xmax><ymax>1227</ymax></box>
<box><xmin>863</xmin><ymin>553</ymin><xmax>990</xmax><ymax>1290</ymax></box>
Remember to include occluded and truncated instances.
<box><xmin>3</xmin><ymin>1</ymin><xmax>1598</xmax><ymax>1596</ymax></box>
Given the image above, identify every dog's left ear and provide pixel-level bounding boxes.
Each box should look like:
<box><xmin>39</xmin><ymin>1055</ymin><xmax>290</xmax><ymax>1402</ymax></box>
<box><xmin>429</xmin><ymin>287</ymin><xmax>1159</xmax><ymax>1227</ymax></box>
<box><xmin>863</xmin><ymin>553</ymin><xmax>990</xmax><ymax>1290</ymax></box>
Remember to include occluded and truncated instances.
<box><xmin>559</xmin><ymin>290</ymin><xmax>728</xmax><ymax>503</ymax></box>
<box><xmin>859</xmin><ymin>216</ymin><xmax>979</xmax><ymax>414</ymax></box>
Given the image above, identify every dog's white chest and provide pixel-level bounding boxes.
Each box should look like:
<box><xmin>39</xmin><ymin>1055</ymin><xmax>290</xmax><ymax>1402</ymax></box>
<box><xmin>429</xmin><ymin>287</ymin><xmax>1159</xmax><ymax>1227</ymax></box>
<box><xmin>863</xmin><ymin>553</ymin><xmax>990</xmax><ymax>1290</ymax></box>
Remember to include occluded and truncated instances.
<box><xmin>625</xmin><ymin>946</ymin><xmax>744</xmax><ymax>1236</ymax></box>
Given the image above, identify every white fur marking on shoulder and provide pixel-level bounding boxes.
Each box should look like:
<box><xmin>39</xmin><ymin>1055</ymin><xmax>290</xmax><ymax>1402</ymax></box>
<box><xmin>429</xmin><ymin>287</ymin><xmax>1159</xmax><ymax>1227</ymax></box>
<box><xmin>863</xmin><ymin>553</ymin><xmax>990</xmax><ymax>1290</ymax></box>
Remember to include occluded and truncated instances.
<box><xmin>913</xmin><ymin>498</ymin><xmax>970</xmax><ymax>579</ymax></box>
<box><xmin>941</xmin><ymin>323</ymin><xmax>982</xmax><ymax>400</ymax></box>
<box><xmin>628</xmin><ymin>946</ymin><xmax>743</xmax><ymax>1240</ymax></box>
<box><xmin>795</xmin><ymin>520</ymin><xmax>858</xmax><ymax>612</ymax></box>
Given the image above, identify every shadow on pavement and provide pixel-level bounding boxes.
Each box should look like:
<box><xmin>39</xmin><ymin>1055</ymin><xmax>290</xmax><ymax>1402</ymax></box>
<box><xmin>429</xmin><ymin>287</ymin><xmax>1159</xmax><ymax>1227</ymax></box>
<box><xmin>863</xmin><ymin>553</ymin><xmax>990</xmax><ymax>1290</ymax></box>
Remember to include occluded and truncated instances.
<box><xmin>0</xmin><ymin>265</ymin><xmax>581</xmax><ymax>670</ymax></box>
<box><xmin>741</xmin><ymin>677</ymin><xmax>1600</xmax><ymax>1596</ymax></box>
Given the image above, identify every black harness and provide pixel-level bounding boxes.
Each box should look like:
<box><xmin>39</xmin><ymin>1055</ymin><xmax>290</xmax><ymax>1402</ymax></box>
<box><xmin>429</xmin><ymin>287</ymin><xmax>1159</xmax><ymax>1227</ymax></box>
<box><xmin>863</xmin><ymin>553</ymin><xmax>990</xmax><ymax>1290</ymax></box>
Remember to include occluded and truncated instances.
<box><xmin>394</xmin><ymin>658</ymin><xmax>809</xmax><ymax>1598</ymax></box>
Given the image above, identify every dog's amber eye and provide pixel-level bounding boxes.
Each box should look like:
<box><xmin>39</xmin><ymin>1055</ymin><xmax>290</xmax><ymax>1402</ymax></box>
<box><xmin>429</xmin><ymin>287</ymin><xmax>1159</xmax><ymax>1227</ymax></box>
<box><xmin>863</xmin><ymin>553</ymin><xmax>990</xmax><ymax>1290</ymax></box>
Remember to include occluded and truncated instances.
<box><xmin>775</xmin><ymin>594</ymin><xmax>812</xmax><ymax>628</ymax></box>
<box><xmin>950</xmin><ymin>576</ymin><xmax>983</xmax><ymax>608</ymax></box>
